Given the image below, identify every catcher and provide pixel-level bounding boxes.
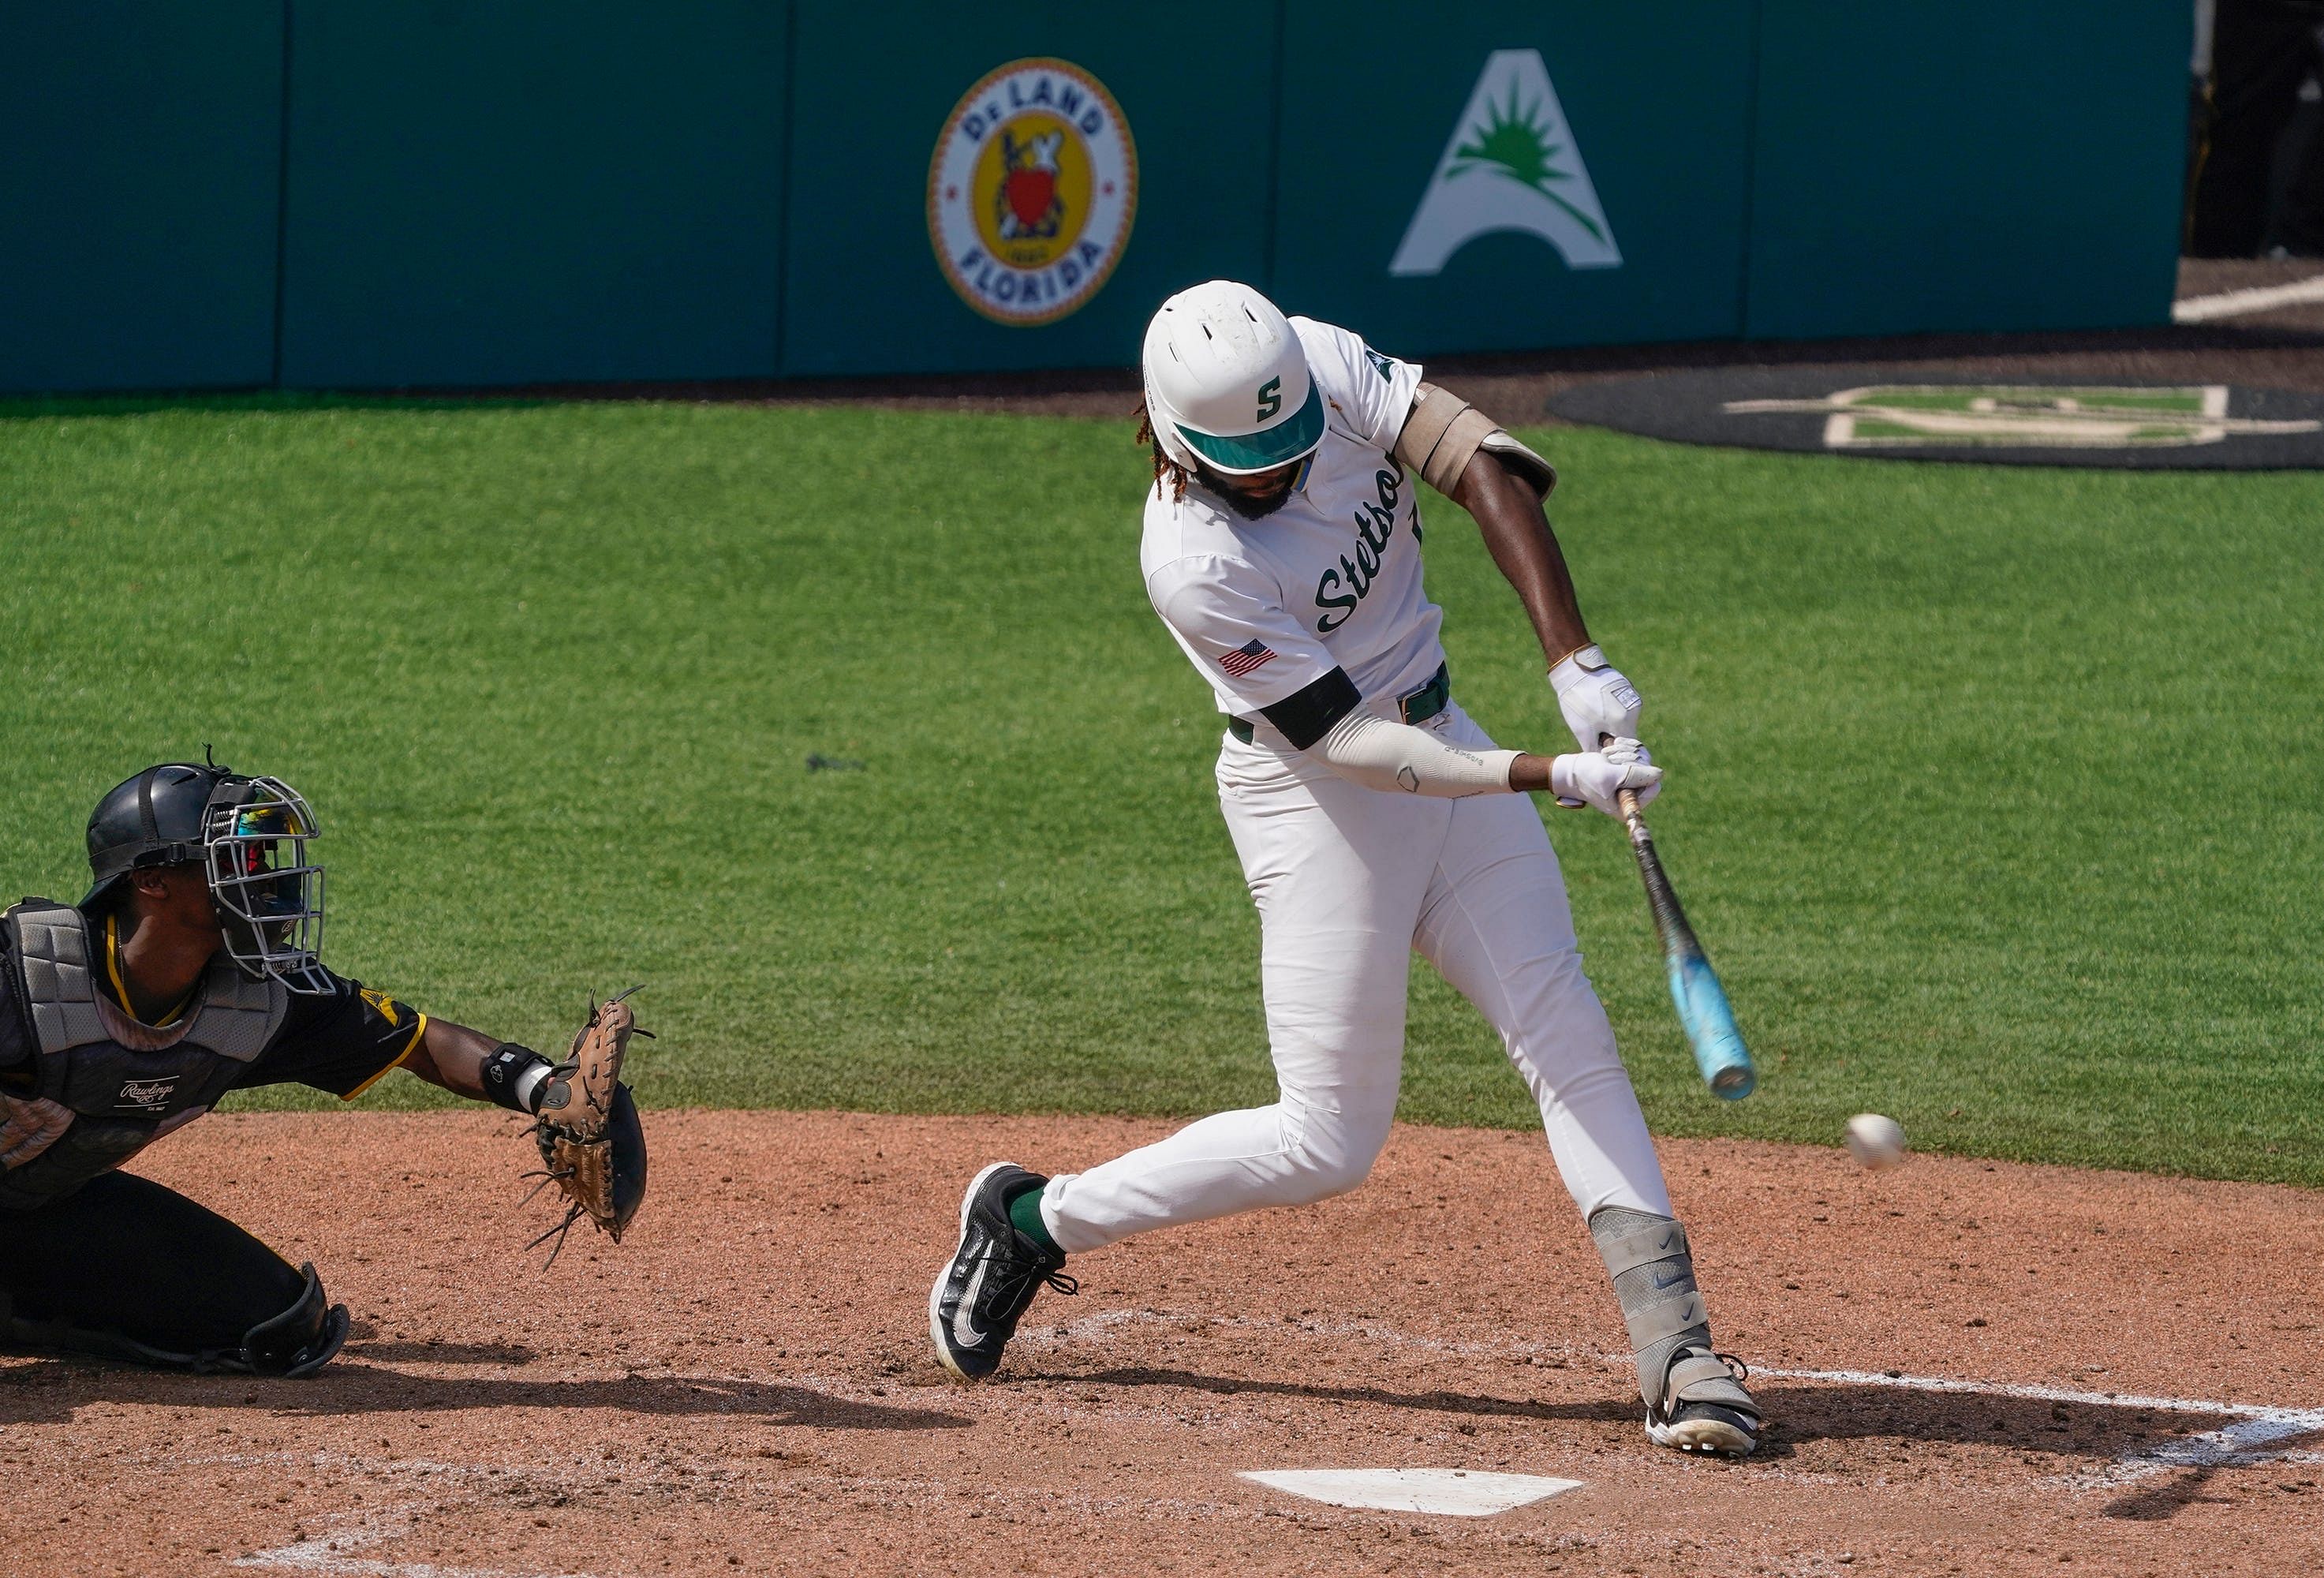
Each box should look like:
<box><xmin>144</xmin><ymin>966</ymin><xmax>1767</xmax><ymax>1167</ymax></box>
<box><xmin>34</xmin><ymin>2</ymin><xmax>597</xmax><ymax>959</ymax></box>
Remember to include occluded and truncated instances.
<box><xmin>0</xmin><ymin>759</ymin><xmax>646</xmax><ymax>1378</ymax></box>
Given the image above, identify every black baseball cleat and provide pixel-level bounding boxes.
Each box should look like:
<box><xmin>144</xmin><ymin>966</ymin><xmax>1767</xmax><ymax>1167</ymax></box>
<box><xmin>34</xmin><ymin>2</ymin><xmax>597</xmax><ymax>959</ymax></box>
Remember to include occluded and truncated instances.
<box><xmin>928</xmin><ymin>1161</ymin><xmax>1075</xmax><ymax>1382</ymax></box>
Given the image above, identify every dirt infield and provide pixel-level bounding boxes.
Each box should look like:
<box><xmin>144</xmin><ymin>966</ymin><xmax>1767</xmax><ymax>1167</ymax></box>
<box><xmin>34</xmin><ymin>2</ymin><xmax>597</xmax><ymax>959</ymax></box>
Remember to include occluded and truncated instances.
<box><xmin>3</xmin><ymin>1110</ymin><xmax>2318</xmax><ymax>1576</ymax></box>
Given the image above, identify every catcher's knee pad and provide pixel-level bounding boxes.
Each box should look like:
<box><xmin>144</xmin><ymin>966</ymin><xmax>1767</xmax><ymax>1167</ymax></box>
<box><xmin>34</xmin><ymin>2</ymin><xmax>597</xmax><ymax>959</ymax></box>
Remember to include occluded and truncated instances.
<box><xmin>236</xmin><ymin>1262</ymin><xmax>351</xmax><ymax>1377</ymax></box>
<box><xmin>1588</xmin><ymin>1207</ymin><xmax>1750</xmax><ymax>1420</ymax></box>
<box><xmin>0</xmin><ymin>1260</ymin><xmax>348</xmax><ymax>1378</ymax></box>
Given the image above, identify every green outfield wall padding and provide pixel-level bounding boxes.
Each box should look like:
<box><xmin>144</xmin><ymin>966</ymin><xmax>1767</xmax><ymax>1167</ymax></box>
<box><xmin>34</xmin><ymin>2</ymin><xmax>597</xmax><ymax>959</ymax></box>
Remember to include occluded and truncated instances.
<box><xmin>779</xmin><ymin>5</ymin><xmax>1274</xmax><ymax>376</ymax></box>
<box><xmin>1272</xmin><ymin>0</ymin><xmax>1758</xmax><ymax>357</ymax></box>
<box><xmin>278</xmin><ymin>0</ymin><xmax>786</xmax><ymax>388</ymax></box>
<box><xmin>0</xmin><ymin>1</ymin><xmax>2199</xmax><ymax>394</ymax></box>
<box><xmin>0</xmin><ymin>3</ymin><xmax>285</xmax><ymax>394</ymax></box>
<box><xmin>1746</xmin><ymin>1</ymin><xmax>2192</xmax><ymax>338</ymax></box>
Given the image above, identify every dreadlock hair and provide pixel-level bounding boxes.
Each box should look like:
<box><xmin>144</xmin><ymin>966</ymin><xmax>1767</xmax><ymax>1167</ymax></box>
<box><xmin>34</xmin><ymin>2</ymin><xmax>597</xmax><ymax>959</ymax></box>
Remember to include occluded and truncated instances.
<box><xmin>1135</xmin><ymin>400</ymin><xmax>1190</xmax><ymax>503</ymax></box>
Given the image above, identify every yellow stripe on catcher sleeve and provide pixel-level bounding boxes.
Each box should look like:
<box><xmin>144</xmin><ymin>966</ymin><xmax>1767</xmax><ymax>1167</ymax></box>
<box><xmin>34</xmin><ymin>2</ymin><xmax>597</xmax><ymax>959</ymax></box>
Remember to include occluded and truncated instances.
<box><xmin>342</xmin><ymin>1012</ymin><xmax>428</xmax><ymax>1101</ymax></box>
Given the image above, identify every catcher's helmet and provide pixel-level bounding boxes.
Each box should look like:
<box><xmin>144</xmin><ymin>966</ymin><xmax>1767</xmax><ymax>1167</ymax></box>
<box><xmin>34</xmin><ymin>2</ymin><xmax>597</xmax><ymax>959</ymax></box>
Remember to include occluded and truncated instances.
<box><xmin>1141</xmin><ymin>281</ymin><xmax>1326</xmax><ymax>477</ymax></box>
<box><xmin>81</xmin><ymin>761</ymin><xmax>330</xmax><ymax>994</ymax></box>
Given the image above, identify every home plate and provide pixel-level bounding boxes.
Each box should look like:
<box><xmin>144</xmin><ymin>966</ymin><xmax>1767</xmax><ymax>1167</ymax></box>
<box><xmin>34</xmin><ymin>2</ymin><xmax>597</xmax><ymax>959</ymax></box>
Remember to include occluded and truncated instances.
<box><xmin>1237</xmin><ymin>1468</ymin><xmax>1583</xmax><ymax>1516</ymax></box>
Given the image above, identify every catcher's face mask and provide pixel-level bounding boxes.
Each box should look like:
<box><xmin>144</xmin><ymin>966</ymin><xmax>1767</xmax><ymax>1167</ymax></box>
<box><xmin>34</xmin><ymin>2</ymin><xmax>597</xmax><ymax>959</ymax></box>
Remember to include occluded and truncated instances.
<box><xmin>202</xmin><ymin>776</ymin><xmax>330</xmax><ymax>995</ymax></box>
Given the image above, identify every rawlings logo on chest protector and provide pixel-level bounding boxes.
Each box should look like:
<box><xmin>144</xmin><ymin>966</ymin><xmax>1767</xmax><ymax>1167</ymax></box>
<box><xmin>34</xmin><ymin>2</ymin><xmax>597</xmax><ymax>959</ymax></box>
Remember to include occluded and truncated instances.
<box><xmin>1313</xmin><ymin>463</ymin><xmax>1409</xmax><ymax>633</ymax></box>
<box><xmin>117</xmin><ymin>1078</ymin><xmax>179</xmax><ymax>1110</ymax></box>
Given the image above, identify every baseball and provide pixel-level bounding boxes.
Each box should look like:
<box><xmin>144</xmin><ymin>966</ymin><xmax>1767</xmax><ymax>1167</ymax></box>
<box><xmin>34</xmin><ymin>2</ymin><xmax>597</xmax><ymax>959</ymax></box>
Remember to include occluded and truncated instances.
<box><xmin>1844</xmin><ymin>1112</ymin><xmax>1907</xmax><ymax>1169</ymax></box>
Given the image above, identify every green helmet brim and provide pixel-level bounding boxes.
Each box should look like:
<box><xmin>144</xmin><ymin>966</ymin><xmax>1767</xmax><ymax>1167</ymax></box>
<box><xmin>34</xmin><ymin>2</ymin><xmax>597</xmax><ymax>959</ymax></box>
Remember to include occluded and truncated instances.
<box><xmin>1175</xmin><ymin>383</ymin><xmax>1325</xmax><ymax>473</ymax></box>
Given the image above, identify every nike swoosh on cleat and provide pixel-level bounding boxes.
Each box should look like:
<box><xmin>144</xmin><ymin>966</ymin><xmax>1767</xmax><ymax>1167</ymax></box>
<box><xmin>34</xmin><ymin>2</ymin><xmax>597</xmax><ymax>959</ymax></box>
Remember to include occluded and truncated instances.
<box><xmin>952</xmin><ymin>1256</ymin><xmax>990</xmax><ymax>1348</ymax></box>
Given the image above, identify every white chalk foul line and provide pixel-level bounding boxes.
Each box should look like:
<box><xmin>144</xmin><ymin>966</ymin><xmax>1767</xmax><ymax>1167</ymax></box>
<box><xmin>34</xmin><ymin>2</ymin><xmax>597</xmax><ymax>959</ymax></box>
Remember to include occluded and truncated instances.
<box><xmin>1759</xmin><ymin>1363</ymin><xmax>2324</xmax><ymax>1483</ymax></box>
<box><xmin>1757</xmin><ymin>1362</ymin><xmax>2322</xmax><ymax>1424</ymax></box>
<box><xmin>1030</xmin><ymin>1306</ymin><xmax>2324</xmax><ymax>1483</ymax></box>
<box><xmin>2173</xmin><ymin>272</ymin><xmax>2324</xmax><ymax>323</ymax></box>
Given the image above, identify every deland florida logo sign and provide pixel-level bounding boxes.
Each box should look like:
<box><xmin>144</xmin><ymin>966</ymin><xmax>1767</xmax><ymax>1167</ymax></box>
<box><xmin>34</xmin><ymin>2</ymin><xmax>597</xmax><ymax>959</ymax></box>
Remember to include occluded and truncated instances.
<box><xmin>928</xmin><ymin>58</ymin><xmax>1138</xmax><ymax>326</ymax></box>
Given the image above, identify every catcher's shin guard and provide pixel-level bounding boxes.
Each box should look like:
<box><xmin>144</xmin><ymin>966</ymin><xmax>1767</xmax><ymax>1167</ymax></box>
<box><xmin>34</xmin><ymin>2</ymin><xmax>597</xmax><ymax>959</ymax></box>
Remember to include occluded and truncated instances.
<box><xmin>1589</xmin><ymin>1206</ymin><xmax>1760</xmax><ymax>1456</ymax></box>
<box><xmin>0</xmin><ymin>1260</ymin><xmax>348</xmax><ymax>1378</ymax></box>
<box><xmin>237</xmin><ymin>1262</ymin><xmax>352</xmax><ymax>1377</ymax></box>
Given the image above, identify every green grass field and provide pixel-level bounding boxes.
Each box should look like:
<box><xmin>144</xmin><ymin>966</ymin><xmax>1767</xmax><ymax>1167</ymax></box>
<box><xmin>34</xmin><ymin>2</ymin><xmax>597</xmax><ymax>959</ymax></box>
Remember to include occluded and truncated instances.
<box><xmin>2</xmin><ymin>397</ymin><xmax>2317</xmax><ymax>1186</ymax></box>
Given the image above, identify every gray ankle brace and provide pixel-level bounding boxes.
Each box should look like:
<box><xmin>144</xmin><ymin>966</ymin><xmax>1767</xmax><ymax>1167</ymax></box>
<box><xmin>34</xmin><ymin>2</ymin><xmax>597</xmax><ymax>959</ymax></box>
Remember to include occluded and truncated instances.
<box><xmin>1589</xmin><ymin>1206</ymin><xmax>1720</xmax><ymax>1415</ymax></box>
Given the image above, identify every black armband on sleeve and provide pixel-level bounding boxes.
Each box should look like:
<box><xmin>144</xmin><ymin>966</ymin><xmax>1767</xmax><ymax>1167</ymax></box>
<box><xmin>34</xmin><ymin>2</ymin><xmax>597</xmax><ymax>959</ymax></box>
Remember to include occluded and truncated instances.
<box><xmin>1260</xmin><ymin>667</ymin><xmax>1362</xmax><ymax>751</ymax></box>
<box><xmin>480</xmin><ymin>1043</ymin><xmax>553</xmax><ymax>1114</ymax></box>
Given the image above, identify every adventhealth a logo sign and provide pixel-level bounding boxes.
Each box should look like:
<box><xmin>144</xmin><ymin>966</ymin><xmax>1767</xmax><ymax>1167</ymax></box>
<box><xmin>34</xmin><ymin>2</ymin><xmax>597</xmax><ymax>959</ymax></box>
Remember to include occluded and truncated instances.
<box><xmin>1392</xmin><ymin>50</ymin><xmax>1620</xmax><ymax>276</ymax></box>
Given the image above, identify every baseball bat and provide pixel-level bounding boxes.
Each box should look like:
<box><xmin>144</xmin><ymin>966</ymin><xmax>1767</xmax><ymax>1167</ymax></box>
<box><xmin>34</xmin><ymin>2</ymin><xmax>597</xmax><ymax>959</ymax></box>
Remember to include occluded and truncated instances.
<box><xmin>1616</xmin><ymin>787</ymin><xmax>1756</xmax><ymax>1100</ymax></box>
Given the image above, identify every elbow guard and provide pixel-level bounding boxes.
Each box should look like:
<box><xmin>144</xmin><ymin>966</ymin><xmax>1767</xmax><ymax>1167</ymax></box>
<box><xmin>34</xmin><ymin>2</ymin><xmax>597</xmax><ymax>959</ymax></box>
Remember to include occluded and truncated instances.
<box><xmin>1392</xmin><ymin>383</ymin><xmax>1557</xmax><ymax>498</ymax></box>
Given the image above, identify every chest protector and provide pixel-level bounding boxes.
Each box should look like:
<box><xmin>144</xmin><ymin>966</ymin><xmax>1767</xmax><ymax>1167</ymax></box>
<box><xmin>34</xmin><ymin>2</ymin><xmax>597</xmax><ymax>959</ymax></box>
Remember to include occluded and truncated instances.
<box><xmin>0</xmin><ymin>901</ymin><xmax>287</xmax><ymax>1210</ymax></box>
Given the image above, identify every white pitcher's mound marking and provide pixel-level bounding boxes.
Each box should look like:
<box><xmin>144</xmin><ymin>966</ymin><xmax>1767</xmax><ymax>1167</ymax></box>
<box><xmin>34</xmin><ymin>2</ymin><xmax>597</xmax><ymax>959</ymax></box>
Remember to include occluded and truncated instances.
<box><xmin>1238</xmin><ymin>1468</ymin><xmax>1582</xmax><ymax>1516</ymax></box>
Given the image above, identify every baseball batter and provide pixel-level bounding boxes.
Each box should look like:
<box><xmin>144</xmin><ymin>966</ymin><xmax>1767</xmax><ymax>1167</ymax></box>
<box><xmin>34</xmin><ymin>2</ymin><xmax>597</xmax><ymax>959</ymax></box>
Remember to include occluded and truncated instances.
<box><xmin>931</xmin><ymin>281</ymin><xmax>1759</xmax><ymax>1456</ymax></box>
<box><xmin>0</xmin><ymin>760</ymin><xmax>646</xmax><ymax>1377</ymax></box>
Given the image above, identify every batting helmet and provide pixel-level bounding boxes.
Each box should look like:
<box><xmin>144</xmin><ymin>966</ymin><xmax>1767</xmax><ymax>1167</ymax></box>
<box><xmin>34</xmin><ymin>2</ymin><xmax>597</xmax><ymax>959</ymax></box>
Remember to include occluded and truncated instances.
<box><xmin>1141</xmin><ymin>281</ymin><xmax>1326</xmax><ymax>477</ymax></box>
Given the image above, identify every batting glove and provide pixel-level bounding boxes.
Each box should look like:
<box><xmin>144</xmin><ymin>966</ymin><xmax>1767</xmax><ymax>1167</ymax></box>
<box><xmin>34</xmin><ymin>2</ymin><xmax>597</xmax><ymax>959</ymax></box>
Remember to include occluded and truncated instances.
<box><xmin>1549</xmin><ymin>738</ymin><xmax>1662</xmax><ymax>817</ymax></box>
<box><xmin>1549</xmin><ymin>645</ymin><xmax>1643</xmax><ymax>755</ymax></box>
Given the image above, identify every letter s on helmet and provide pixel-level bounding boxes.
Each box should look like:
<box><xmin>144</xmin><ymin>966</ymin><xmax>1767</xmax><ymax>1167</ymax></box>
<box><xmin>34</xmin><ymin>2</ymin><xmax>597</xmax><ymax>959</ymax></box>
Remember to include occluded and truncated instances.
<box><xmin>1141</xmin><ymin>281</ymin><xmax>1326</xmax><ymax>477</ymax></box>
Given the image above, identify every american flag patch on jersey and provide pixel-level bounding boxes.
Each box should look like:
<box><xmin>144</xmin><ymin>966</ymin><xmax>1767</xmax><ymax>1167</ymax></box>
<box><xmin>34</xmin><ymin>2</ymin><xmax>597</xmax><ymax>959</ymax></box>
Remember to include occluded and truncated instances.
<box><xmin>1220</xmin><ymin>639</ymin><xmax>1277</xmax><ymax>679</ymax></box>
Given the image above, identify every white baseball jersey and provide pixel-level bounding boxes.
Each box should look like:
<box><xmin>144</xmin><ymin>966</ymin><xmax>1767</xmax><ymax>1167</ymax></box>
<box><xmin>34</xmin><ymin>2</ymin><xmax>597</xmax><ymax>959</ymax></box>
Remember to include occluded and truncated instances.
<box><xmin>1141</xmin><ymin>318</ymin><xmax>1442</xmax><ymax>722</ymax></box>
<box><xmin>1044</xmin><ymin>305</ymin><xmax>1677</xmax><ymax>1296</ymax></box>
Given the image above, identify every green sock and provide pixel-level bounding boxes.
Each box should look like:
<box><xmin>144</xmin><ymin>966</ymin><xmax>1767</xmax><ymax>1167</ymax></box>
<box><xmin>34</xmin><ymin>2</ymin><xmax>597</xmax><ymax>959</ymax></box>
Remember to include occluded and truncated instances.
<box><xmin>1007</xmin><ymin>1181</ymin><xmax>1060</xmax><ymax>1255</ymax></box>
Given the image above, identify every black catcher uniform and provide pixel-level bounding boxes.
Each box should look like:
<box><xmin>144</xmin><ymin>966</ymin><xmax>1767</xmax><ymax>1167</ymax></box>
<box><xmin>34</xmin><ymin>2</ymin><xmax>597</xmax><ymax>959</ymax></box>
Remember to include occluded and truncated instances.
<box><xmin>0</xmin><ymin>764</ymin><xmax>445</xmax><ymax>1376</ymax></box>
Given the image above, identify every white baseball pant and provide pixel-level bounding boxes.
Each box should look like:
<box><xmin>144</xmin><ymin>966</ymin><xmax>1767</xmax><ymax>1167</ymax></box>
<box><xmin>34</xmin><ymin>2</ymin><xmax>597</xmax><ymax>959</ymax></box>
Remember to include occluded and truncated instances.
<box><xmin>1041</xmin><ymin>701</ymin><xmax>1672</xmax><ymax>1253</ymax></box>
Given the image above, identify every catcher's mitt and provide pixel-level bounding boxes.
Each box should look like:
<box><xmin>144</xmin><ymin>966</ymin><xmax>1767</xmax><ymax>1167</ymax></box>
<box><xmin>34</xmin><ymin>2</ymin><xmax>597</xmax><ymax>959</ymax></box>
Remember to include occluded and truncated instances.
<box><xmin>526</xmin><ymin>985</ymin><xmax>649</xmax><ymax>1263</ymax></box>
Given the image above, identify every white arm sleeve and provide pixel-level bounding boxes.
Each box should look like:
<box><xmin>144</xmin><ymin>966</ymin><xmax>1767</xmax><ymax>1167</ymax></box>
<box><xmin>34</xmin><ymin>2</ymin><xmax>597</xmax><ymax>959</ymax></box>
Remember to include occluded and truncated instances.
<box><xmin>1310</xmin><ymin>710</ymin><xmax>1523</xmax><ymax>798</ymax></box>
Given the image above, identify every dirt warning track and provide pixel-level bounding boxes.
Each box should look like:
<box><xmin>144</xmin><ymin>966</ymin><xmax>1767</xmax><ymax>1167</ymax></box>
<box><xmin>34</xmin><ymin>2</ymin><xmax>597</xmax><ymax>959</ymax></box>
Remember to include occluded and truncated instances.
<box><xmin>2</xmin><ymin>1110</ymin><xmax>2318</xmax><ymax>1576</ymax></box>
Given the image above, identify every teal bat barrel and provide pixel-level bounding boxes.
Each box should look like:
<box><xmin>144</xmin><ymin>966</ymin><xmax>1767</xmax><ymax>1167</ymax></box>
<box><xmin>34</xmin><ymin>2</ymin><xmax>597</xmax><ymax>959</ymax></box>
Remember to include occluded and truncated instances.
<box><xmin>1616</xmin><ymin>787</ymin><xmax>1758</xmax><ymax>1101</ymax></box>
<box><xmin>1668</xmin><ymin>952</ymin><xmax>1754</xmax><ymax>1100</ymax></box>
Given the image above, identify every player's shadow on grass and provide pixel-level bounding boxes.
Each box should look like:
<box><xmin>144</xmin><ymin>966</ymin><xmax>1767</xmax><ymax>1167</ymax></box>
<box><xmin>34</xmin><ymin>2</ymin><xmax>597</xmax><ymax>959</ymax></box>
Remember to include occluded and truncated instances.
<box><xmin>0</xmin><ymin>1359</ymin><xmax>970</xmax><ymax>1433</ymax></box>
